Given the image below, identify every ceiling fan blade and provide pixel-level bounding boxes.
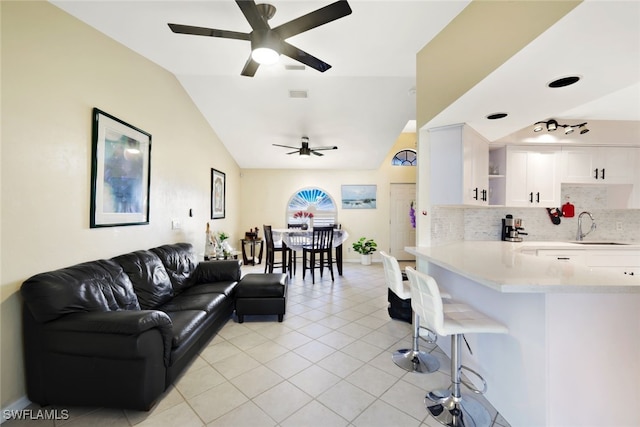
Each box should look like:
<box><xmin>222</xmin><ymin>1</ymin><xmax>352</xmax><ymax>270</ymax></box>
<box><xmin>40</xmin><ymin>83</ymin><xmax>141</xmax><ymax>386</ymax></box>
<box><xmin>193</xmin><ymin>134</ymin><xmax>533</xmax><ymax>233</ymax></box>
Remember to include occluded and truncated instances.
<box><xmin>273</xmin><ymin>144</ymin><xmax>300</xmax><ymax>149</ymax></box>
<box><xmin>286</xmin><ymin>150</ymin><xmax>299</xmax><ymax>155</ymax></box>
<box><xmin>312</xmin><ymin>151</ymin><xmax>324</xmax><ymax>156</ymax></box>
<box><xmin>280</xmin><ymin>41</ymin><xmax>331</xmax><ymax>72</ymax></box>
<box><xmin>235</xmin><ymin>0</ymin><xmax>270</xmax><ymax>31</ymax></box>
<box><xmin>241</xmin><ymin>55</ymin><xmax>260</xmax><ymax>77</ymax></box>
<box><xmin>310</xmin><ymin>146</ymin><xmax>338</xmax><ymax>151</ymax></box>
<box><xmin>273</xmin><ymin>0</ymin><xmax>352</xmax><ymax>40</ymax></box>
<box><xmin>168</xmin><ymin>23</ymin><xmax>250</xmax><ymax>41</ymax></box>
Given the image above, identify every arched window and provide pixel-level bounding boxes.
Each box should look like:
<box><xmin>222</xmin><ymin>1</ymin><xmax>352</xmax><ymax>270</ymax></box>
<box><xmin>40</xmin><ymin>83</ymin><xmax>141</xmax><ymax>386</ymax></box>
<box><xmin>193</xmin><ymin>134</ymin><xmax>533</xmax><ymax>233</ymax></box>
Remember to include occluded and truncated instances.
<box><xmin>392</xmin><ymin>149</ymin><xmax>417</xmax><ymax>166</ymax></box>
<box><xmin>287</xmin><ymin>187</ymin><xmax>338</xmax><ymax>227</ymax></box>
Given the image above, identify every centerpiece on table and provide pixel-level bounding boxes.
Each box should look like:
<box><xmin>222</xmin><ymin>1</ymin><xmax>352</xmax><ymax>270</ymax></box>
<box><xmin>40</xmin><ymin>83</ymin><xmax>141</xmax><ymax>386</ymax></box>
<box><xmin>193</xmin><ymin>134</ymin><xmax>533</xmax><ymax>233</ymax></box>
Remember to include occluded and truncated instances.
<box><xmin>204</xmin><ymin>223</ymin><xmax>234</xmax><ymax>259</ymax></box>
<box><xmin>292</xmin><ymin>210</ymin><xmax>314</xmax><ymax>229</ymax></box>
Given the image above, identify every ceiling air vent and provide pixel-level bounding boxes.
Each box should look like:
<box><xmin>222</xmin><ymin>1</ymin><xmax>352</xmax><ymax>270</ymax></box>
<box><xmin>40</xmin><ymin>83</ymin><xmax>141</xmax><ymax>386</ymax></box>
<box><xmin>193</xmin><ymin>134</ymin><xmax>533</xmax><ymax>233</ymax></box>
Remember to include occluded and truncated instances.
<box><xmin>289</xmin><ymin>90</ymin><xmax>308</xmax><ymax>99</ymax></box>
<box><xmin>285</xmin><ymin>64</ymin><xmax>306</xmax><ymax>71</ymax></box>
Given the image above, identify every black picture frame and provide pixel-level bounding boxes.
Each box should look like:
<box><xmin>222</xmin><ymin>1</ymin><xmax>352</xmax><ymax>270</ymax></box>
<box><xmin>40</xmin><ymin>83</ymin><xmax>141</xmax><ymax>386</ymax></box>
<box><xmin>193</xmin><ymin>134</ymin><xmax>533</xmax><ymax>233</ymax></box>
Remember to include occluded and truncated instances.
<box><xmin>90</xmin><ymin>108</ymin><xmax>151</xmax><ymax>228</ymax></box>
<box><xmin>211</xmin><ymin>168</ymin><xmax>226</xmax><ymax>219</ymax></box>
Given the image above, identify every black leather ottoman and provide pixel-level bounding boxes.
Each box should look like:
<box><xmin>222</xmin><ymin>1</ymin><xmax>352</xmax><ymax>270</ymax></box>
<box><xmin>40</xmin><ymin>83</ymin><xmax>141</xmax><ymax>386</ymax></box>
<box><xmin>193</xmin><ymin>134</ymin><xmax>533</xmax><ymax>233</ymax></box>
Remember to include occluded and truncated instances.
<box><xmin>235</xmin><ymin>273</ymin><xmax>288</xmax><ymax>323</ymax></box>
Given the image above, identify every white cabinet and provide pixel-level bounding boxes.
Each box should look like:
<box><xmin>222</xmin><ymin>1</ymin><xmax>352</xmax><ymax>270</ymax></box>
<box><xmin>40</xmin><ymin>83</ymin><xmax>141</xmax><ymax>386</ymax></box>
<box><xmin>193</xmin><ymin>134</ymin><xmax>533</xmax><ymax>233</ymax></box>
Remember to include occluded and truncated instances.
<box><xmin>429</xmin><ymin>124</ymin><xmax>489</xmax><ymax>206</ymax></box>
<box><xmin>561</xmin><ymin>147</ymin><xmax>637</xmax><ymax>184</ymax></box>
<box><xmin>505</xmin><ymin>146</ymin><xmax>560</xmax><ymax>207</ymax></box>
<box><xmin>535</xmin><ymin>248</ymin><xmax>640</xmax><ymax>276</ymax></box>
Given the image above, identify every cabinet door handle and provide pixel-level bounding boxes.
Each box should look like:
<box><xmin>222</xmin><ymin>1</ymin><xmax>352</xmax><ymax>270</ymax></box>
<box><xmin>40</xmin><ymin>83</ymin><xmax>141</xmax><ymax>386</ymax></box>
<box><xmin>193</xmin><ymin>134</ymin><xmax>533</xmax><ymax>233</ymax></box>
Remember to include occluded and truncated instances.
<box><xmin>481</xmin><ymin>189</ymin><xmax>487</xmax><ymax>201</ymax></box>
<box><xmin>594</xmin><ymin>168</ymin><xmax>599</xmax><ymax>179</ymax></box>
<box><xmin>601</xmin><ymin>168</ymin><xmax>605</xmax><ymax>180</ymax></box>
<box><xmin>473</xmin><ymin>188</ymin><xmax>478</xmax><ymax>200</ymax></box>
<box><xmin>557</xmin><ymin>257</ymin><xmax>571</xmax><ymax>260</ymax></box>
<box><xmin>529</xmin><ymin>192</ymin><xmax>533</xmax><ymax>203</ymax></box>
<box><xmin>536</xmin><ymin>192</ymin><xmax>540</xmax><ymax>203</ymax></box>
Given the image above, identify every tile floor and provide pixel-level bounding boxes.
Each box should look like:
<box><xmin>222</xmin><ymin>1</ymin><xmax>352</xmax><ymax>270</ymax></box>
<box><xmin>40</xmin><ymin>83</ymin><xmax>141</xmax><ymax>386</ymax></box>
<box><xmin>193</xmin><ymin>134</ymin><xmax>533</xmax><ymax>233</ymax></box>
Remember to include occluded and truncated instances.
<box><xmin>5</xmin><ymin>261</ymin><xmax>511</xmax><ymax>427</ymax></box>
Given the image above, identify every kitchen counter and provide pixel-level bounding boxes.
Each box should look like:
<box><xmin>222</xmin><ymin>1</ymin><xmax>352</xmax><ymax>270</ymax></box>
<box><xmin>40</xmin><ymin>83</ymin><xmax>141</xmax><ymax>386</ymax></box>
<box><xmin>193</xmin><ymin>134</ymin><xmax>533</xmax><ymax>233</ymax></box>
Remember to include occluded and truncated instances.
<box><xmin>406</xmin><ymin>241</ymin><xmax>640</xmax><ymax>293</ymax></box>
<box><xmin>406</xmin><ymin>240</ymin><xmax>640</xmax><ymax>427</ymax></box>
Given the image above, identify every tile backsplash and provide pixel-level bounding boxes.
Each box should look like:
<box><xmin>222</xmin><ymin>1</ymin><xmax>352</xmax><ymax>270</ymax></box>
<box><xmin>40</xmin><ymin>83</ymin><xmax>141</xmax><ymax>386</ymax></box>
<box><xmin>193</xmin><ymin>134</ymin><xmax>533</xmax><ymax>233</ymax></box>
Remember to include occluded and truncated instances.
<box><xmin>431</xmin><ymin>185</ymin><xmax>640</xmax><ymax>245</ymax></box>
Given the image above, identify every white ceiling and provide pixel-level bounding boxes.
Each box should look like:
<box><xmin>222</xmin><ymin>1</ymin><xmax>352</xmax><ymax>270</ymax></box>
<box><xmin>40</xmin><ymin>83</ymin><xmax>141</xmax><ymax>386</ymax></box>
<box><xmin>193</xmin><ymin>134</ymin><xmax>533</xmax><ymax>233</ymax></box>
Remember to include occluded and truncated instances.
<box><xmin>50</xmin><ymin>0</ymin><xmax>640</xmax><ymax>169</ymax></box>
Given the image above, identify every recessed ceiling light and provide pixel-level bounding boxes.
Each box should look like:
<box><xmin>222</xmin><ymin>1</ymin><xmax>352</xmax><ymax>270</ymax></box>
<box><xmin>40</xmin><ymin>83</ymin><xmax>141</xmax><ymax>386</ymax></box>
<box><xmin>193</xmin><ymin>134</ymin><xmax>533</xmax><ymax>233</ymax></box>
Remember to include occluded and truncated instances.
<box><xmin>548</xmin><ymin>76</ymin><xmax>581</xmax><ymax>88</ymax></box>
<box><xmin>486</xmin><ymin>112</ymin><xmax>508</xmax><ymax>120</ymax></box>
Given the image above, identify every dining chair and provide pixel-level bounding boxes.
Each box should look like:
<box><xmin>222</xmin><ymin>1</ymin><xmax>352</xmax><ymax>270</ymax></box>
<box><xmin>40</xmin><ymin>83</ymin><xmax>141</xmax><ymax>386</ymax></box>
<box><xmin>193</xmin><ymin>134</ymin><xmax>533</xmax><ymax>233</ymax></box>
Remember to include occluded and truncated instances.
<box><xmin>263</xmin><ymin>225</ymin><xmax>290</xmax><ymax>275</ymax></box>
<box><xmin>286</xmin><ymin>224</ymin><xmax>305</xmax><ymax>276</ymax></box>
<box><xmin>287</xmin><ymin>231</ymin><xmax>310</xmax><ymax>276</ymax></box>
<box><xmin>302</xmin><ymin>226</ymin><xmax>334</xmax><ymax>284</ymax></box>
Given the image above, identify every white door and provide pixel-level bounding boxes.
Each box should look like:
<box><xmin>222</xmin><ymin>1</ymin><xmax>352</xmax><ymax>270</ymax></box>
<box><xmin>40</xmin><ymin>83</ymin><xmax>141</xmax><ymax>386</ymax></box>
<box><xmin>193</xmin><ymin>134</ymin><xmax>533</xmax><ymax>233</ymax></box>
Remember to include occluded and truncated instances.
<box><xmin>390</xmin><ymin>183</ymin><xmax>416</xmax><ymax>261</ymax></box>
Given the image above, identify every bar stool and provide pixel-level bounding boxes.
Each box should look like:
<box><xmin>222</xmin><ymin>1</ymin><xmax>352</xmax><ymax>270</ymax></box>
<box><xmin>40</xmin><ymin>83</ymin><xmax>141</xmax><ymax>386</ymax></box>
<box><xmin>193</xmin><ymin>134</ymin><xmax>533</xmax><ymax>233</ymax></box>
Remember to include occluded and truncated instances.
<box><xmin>405</xmin><ymin>267</ymin><xmax>508</xmax><ymax>427</ymax></box>
<box><xmin>381</xmin><ymin>252</ymin><xmax>451</xmax><ymax>374</ymax></box>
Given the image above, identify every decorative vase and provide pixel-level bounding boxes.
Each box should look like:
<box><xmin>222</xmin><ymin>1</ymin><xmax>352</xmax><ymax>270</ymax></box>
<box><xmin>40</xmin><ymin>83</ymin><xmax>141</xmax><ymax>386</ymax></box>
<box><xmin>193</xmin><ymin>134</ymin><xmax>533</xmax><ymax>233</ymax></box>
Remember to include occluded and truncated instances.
<box><xmin>361</xmin><ymin>254</ymin><xmax>372</xmax><ymax>265</ymax></box>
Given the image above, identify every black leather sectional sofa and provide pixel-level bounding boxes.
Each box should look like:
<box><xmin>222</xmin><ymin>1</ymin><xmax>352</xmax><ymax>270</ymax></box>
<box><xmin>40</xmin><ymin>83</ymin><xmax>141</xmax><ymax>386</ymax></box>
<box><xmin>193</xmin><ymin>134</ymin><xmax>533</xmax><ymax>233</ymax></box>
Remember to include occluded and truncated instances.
<box><xmin>20</xmin><ymin>243</ymin><xmax>240</xmax><ymax>411</ymax></box>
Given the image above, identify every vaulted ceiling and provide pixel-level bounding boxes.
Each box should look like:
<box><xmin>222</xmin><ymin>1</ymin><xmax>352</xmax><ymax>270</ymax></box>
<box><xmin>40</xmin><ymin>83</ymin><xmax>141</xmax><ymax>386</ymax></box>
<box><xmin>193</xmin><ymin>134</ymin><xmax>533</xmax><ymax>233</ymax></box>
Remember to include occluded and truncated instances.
<box><xmin>50</xmin><ymin>0</ymin><xmax>640</xmax><ymax>169</ymax></box>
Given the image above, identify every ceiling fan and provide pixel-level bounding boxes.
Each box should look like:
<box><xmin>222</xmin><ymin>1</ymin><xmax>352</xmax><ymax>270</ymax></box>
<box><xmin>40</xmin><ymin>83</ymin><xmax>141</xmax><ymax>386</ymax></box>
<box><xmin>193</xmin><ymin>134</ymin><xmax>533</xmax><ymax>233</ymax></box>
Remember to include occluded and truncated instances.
<box><xmin>168</xmin><ymin>0</ymin><xmax>352</xmax><ymax>77</ymax></box>
<box><xmin>273</xmin><ymin>137</ymin><xmax>338</xmax><ymax>157</ymax></box>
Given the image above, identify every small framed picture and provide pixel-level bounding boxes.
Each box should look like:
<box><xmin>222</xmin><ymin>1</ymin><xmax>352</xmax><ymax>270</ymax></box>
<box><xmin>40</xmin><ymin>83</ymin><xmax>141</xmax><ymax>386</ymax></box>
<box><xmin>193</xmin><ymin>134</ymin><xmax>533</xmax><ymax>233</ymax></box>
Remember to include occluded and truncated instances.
<box><xmin>90</xmin><ymin>108</ymin><xmax>151</xmax><ymax>228</ymax></box>
<box><xmin>211</xmin><ymin>168</ymin><xmax>226</xmax><ymax>219</ymax></box>
<box><xmin>341</xmin><ymin>185</ymin><xmax>377</xmax><ymax>209</ymax></box>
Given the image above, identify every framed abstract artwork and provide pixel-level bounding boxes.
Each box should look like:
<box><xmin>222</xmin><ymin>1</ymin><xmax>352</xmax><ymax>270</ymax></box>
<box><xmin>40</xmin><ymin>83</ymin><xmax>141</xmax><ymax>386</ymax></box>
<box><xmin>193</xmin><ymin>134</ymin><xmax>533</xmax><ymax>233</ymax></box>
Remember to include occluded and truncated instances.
<box><xmin>90</xmin><ymin>108</ymin><xmax>151</xmax><ymax>228</ymax></box>
<box><xmin>341</xmin><ymin>185</ymin><xmax>377</xmax><ymax>209</ymax></box>
<box><xmin>211</xmin><ymin>168</ymin><xmax>226</xmax><ymax>219</ymax></box>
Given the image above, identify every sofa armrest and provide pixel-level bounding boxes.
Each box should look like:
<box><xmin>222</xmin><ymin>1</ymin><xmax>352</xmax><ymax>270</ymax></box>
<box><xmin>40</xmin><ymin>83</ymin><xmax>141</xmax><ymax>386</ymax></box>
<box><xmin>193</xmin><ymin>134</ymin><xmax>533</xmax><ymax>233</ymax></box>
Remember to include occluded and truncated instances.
<box><xmin>45</xmin><ymin>310</ymin><xmax>172</xmax><ymax>366</ymax></box>
<box><xmin>193</xmin><ymin>260</ymin><xmax>241</xmax><ymax>284</ymax></box>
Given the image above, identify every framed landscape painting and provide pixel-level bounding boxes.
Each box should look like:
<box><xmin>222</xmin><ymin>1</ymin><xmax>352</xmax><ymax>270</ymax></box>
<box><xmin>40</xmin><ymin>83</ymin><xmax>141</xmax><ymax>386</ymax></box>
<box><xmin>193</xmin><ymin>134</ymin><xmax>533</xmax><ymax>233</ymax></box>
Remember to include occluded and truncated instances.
<box><xmin>90</xmin><ymin>108</ymin><xmax>151</xmax><ymax>228</ymax></box>
<box><xmin>341</xmin><ymin>185</ymin><xmax>377</xmax><ymax>209</ymax></box>
<box><xmin>211</xmin><ymin>168</ymin><xmax>226</xmax><ymax>219</ymax></box>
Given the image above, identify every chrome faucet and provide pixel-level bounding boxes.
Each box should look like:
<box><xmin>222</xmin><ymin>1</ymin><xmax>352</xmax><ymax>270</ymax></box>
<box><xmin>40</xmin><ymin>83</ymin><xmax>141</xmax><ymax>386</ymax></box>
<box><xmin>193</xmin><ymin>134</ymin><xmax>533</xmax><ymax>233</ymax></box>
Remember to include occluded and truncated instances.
<box><xmin>576</xmin><ymin>211</ymin><xmax>596</xmax><ymax>241</ymax></box>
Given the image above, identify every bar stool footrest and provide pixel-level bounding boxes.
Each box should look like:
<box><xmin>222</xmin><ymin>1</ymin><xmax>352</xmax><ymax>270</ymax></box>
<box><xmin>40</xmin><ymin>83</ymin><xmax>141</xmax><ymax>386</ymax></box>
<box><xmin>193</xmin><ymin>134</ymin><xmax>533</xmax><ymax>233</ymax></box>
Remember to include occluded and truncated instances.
<box><xmin>418</xmin><ymin>326</ymin><xmax>438</xmax><ymax>344</ymax></box>
<box><xmin>460</xmin><ymin>365</ymin><xmax>488</xmax><ymax>395</ymax></box>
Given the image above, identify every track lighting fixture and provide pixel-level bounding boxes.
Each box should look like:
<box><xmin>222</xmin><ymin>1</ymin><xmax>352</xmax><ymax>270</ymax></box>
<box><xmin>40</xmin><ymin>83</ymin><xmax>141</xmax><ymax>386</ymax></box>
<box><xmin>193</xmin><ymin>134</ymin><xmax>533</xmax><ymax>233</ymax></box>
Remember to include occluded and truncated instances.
<box><xmin>532</xmin><ymin>119</ymin><xmax>589</xmax><ymax>136</ymax></box>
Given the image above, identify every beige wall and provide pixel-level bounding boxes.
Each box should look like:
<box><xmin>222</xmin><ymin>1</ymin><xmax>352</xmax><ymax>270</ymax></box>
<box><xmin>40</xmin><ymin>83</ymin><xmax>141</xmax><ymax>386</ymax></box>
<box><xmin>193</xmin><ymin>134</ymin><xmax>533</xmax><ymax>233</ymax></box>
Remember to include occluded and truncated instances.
<box><xmin>239</xmin><ymin>133</ymin><xmax>416</xmax><ymax>262</ymax></box>
<box><xmin>0</xmin><ymin>1</ymin><xmax>241</xmax><ymax>407</ymax></box>
<box><xmin>0</xmin><ymin>1</ymin><xmax>415</xmax><ymax>409</ymax></box>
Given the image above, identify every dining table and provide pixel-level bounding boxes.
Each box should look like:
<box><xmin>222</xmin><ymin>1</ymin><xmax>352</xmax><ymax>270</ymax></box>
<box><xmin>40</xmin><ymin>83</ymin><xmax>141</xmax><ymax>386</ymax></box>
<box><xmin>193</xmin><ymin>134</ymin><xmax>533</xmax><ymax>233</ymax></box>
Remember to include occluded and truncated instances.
<box><xmin>272</xmin><ymin>228</ymin><xmax>349</xmax><ymax>275</ymax></box>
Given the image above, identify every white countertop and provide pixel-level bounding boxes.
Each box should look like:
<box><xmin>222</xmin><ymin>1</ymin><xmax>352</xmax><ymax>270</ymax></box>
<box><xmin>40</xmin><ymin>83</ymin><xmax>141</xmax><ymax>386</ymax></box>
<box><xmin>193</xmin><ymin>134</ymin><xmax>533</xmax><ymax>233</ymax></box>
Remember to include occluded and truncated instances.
<box><xmin>406</xmin><ymin>241</ymin><xmax>640</xmax><ymax>293</ymax></box>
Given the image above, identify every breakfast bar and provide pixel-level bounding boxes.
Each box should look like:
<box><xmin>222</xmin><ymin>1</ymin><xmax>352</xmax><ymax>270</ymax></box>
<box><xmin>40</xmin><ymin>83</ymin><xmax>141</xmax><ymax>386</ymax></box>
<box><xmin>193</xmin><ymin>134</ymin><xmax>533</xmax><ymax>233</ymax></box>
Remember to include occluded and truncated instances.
<box><xmin>407</xmin><ymin>241</ymin><xmax>640</xmax><ymax>427</ymax></box>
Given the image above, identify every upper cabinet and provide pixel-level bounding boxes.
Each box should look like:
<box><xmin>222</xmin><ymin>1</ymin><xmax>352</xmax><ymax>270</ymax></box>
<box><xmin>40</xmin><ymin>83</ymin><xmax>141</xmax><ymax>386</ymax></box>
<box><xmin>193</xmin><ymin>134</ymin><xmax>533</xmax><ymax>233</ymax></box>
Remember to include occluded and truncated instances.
<box><xmin>561</xmin><ymin>147</ymin><xmax>637</xmax><ymax>184</ymax></box>
<box><xmin>429</xmin><ymin>124</ymin><xmax>489</xmax><ymax>206</ymax></box>
<box><xmin>505</xmin><ymin>146</ymin><xmax>561</xmax><ymax>207</ymax></box>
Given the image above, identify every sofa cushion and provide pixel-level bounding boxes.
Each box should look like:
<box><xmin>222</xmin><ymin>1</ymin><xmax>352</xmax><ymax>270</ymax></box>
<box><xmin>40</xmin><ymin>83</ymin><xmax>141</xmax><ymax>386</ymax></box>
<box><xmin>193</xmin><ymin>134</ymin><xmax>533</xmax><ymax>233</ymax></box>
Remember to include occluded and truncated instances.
<box><xmin>180</xmin><ymin>281</ymin><xmax>237</xmax><ymax>298</ymax></box>
<box><xmin>112</xmin><ymin>250</ymin><xmax>173</xmax><ymax>309</ymax></box>
<box><xmin>21</xmin><ymin>259</ymin><xmax>140</xmax><ymax>323</ymax></box>
<box><xmin>151</xmin><ymin>244</ymin><xmax>197</xmax><ymax>293</ymax></box>
<box><xmin>158</xmin><ymin>293</ymin><xmax>226</xmax><ymax>314</ymax></box>
<box><xmin>162</xmin><ymin>310</ymin><xmax>207</xmax><ymax>348</ymax></box>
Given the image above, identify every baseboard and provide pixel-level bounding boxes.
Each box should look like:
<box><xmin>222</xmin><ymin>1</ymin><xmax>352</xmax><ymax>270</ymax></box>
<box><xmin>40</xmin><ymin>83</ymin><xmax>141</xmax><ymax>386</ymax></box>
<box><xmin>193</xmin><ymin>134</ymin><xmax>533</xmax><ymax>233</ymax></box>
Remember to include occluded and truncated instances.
<box><xmin>1</xmin><ymin>396</ymin><xmax>31</xmax><ymax>425</ymax></box>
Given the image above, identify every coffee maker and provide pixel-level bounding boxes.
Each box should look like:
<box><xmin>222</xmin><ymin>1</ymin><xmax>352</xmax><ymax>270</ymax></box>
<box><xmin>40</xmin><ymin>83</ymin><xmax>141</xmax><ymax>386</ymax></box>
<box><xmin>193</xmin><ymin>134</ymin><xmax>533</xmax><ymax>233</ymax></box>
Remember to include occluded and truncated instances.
<box><xmin>501</xmin><ymin>214</ymin><xmax>527</xmax><ymax>242</ymax></box>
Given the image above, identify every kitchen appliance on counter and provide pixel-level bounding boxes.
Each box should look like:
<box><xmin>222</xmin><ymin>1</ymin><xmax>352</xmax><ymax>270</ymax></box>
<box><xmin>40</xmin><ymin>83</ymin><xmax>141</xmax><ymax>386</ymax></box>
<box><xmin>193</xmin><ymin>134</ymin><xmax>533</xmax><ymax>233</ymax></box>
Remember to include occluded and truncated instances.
<box><xmin>502</xmin><ymin>214</ymin><xmax>528</xmax><ymax>242</ymax></box>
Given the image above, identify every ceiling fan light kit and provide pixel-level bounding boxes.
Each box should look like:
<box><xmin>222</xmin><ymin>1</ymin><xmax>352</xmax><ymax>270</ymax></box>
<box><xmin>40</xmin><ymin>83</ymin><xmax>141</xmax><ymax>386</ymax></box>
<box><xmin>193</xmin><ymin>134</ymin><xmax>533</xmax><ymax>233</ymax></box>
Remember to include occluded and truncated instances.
<box><xmin>250</xmin><ymin>30</ymin><xmax>281</xmax><ymax>65</ymax></box>
<box><xmin>168</xmin><ymin>0</ymin><xmax>352</xmax><ymax>77</ymax></box>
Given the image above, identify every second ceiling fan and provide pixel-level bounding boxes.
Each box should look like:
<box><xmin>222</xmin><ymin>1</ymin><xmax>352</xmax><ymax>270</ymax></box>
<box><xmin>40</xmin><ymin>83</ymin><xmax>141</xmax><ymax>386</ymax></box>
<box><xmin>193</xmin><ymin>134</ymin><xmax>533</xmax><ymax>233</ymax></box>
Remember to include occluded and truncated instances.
<box><xmin>273</xmin><ymin>137</ymin><xmax>338</xmax><ymax>157</ymax></box>
<box><xmin>168</xmin><ymin>0</ymin><xmax>352</xmax><ymax>77</ymax></box>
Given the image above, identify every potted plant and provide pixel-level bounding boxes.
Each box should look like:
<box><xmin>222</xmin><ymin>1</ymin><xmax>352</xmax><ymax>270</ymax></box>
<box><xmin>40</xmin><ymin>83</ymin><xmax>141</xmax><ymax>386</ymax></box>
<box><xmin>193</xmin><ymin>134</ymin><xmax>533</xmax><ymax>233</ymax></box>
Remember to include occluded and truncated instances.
<box><xmin>352</xmin><ymin>237</ymin><xmax>377</xmax><ymax>265</ymax></box>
